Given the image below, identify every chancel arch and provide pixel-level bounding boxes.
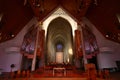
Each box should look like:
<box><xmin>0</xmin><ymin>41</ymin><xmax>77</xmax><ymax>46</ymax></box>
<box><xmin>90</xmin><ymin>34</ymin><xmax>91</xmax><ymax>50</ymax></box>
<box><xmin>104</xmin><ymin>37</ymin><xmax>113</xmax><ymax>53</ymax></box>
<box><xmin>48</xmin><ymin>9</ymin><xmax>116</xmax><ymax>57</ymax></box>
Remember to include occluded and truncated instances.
<box><xmin>46</xmin><ymin>17</ymin><xmax>73</xmax><ymax>64</ymax></box>
<box><xmin>42</xmin><ymin>8</ymin><xmax>79</xmax><ymax>66</ymax></box>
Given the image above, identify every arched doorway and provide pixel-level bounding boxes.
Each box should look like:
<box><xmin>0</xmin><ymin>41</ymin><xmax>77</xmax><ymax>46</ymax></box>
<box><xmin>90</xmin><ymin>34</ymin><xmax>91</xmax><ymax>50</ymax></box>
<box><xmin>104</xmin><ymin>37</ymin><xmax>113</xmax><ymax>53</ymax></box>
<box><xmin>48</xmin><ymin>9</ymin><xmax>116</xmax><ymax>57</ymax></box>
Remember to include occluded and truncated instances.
<box><xmin>46</xmin><ymin>17</ymin><xmax>74</xmax><ymax>64</ymax></box>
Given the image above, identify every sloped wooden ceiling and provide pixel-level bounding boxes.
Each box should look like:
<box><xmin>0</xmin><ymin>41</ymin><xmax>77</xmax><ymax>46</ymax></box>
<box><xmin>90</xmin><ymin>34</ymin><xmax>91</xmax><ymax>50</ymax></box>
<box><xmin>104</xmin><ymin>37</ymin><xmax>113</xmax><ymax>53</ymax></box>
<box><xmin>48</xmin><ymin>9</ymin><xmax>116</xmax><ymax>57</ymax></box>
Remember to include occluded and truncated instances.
<box><xmin>86</xmin><ymin>0</ymin><xmax>120</xmax><ymax>43</ymax></box>
<box><xmin>28</xmin><ymin>0</ymin><xmax>92</xmax><ymax>21</ymax></box>
<box><xmin>0</xmin><ymin>0</ymin><xmax>92</xmax><ymax>43</ymax></box>
<box><xmin>0</xmin><ymin>0</ymin><xmax>120</xmax><ymax>43</ymax></box>
<box><xmin>0</xmin><ymin>0</ymin><xmax>34</xmax><ymax>43</ymax></box>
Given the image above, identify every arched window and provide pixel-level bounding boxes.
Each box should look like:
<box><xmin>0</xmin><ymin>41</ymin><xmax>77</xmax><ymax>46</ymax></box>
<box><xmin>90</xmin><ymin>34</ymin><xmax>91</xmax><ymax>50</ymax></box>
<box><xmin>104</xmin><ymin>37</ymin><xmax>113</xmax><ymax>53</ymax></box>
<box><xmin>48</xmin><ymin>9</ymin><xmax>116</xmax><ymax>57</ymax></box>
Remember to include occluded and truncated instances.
<box><xmin>56</xmin><ymin>43</ymin><xmax>63</xmax><ymax>52</ymax></box>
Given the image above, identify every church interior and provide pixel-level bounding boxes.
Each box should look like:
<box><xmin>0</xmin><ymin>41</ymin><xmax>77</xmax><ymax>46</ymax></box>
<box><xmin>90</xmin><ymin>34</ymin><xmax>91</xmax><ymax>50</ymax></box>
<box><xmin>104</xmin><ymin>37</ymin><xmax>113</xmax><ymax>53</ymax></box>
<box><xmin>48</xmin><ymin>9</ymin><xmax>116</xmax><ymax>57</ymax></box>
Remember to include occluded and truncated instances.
<box><xmin>0</xmin><ymin>0</ymin><xmax>120</xmax><ymax>80</ymax></box>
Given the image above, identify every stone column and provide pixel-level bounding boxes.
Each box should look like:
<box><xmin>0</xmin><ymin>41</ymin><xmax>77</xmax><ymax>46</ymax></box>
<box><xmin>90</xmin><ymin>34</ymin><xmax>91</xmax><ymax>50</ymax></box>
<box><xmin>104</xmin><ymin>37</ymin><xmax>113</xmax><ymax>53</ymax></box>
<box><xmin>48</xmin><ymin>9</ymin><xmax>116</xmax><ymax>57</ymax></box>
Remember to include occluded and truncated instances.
<box><xmin>31</xmin><ymin>23</ymin><xmax>41</xmax><ymax>71</ymax></box>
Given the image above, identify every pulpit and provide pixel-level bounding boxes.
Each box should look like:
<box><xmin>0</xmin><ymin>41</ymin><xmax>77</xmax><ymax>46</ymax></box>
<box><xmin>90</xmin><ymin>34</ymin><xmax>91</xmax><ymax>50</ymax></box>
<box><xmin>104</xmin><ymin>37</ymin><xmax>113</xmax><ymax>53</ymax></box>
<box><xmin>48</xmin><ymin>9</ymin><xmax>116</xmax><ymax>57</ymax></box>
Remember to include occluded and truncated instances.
<box><xmin>85</xmin><ymin>63</ymin><xmax>97</xmax><ymax>80</ymax></box>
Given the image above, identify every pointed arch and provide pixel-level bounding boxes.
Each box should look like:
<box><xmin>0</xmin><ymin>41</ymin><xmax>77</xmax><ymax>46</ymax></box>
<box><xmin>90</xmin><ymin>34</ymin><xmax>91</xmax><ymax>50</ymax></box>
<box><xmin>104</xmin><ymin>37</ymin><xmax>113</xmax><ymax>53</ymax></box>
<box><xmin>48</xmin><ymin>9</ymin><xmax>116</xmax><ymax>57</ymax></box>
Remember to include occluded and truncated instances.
<box><xmin>46</xmin><ymin>17</ymin><xmax>73</xmax><ymax>63</ymax></box>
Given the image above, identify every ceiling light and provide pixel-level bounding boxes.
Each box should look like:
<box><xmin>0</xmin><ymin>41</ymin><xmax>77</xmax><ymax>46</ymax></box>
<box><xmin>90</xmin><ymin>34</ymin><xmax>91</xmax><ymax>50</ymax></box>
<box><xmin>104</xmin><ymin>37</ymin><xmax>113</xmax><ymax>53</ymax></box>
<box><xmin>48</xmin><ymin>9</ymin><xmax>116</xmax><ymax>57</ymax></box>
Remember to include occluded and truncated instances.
<box><xmin>106</xmin><ymin>35</ymin><xmax>109</xmax><ymax>37</ymax></box>
<box><xmin>11</xmin><ymin>34</ymin><xmax>15</xmax><ymax>37</ymax></box>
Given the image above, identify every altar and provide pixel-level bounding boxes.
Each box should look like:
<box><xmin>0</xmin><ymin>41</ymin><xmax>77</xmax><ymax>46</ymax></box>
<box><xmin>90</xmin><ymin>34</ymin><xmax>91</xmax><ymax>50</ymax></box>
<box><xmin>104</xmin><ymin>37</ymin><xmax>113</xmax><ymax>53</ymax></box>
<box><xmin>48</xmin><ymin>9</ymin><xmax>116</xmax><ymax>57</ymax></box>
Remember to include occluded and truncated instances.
<box><xmin>53</xmin><ymin>67</ymin><xmax>66</xmax><ymax>76</ymax></box>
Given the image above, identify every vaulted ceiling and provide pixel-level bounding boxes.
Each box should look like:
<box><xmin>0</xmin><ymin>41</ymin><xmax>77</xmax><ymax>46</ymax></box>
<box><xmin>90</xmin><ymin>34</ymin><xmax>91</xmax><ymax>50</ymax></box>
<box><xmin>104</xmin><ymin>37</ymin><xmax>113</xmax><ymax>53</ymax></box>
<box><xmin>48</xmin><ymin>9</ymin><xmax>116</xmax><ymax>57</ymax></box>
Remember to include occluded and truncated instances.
<box><xmin>0</xmin><ymin>0</ymin><xmax>120</xmax><ymax>43</ymax></box>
